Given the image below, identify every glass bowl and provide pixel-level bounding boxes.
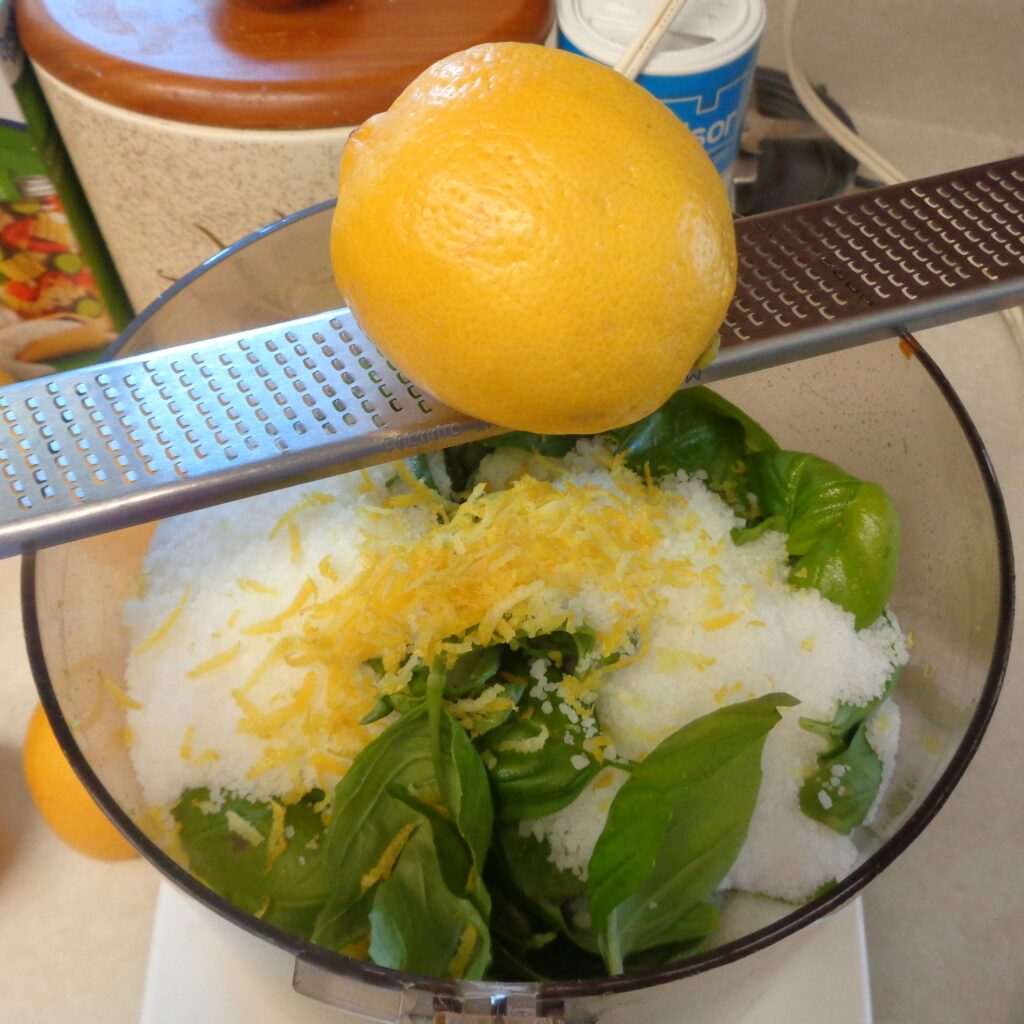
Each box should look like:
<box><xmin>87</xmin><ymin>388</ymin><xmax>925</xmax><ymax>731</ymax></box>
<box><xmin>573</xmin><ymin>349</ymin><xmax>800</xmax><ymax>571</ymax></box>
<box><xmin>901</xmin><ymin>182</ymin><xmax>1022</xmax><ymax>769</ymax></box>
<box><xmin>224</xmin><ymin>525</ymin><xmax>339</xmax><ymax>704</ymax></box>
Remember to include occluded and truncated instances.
<box><xmin>22</xmin><ymin>203</ymin><xmax>1013</xmax><ymax>1023</ymax></box>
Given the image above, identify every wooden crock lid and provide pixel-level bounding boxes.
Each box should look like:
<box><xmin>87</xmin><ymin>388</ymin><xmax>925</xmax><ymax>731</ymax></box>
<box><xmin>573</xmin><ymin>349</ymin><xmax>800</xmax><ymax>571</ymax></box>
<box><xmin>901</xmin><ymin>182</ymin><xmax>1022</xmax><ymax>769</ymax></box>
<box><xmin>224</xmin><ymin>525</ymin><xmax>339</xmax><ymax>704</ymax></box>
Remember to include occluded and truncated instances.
<box><xmin>16</xmin><ymin>0</ymin><xmax>554</xmax><ymax>129</ymax></box>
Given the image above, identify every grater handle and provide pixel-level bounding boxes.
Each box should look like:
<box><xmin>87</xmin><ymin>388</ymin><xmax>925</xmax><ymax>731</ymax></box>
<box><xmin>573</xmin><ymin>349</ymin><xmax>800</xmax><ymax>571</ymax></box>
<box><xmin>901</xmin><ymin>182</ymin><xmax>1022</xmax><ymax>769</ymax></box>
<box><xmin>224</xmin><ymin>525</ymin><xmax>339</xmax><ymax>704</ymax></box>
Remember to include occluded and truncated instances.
<box><xmin>0</xmin><ymin>155</ymin><xmax>1022</xmax><ymax>559</ymax></box>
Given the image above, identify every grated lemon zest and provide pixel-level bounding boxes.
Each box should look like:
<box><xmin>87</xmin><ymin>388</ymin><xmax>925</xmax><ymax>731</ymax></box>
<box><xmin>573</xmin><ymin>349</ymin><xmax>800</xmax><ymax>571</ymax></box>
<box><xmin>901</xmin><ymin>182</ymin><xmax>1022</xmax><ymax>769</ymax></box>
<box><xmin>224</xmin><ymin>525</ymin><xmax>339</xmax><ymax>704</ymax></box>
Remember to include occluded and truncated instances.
<box><xmin>701</xmin><ymin>611</ymin><xmax>744</xmax><ymax>632</ymax></box>
<box><xmin>237</xmin><ymin>578</ymin><xmax>279</xmax><ymax>597</ymax></box>
<box><xmin>244</xmin><ymin>578</ymin><xmax>317</xmax><ymax>635</ymax></box>
<box><xmin>270</xmin><ymin>492</ymin><xmax>336</xmax><ymax>541</ymax></box>
<box><xmin>289</xmin><ymin>521</ymin><xmax>303</xmax><ymax>564</ymax></box>
<box><xmin>226</xmin><ymin>810</ymin><xmax>265</xmax><ymax>847</ymax></box>
<box><xmin>361</xmin><ymin>823</ymin><xmax>417</xmax><ymax>893</ymax></box>
<box><xmin>267</xmin><ymin>800</ymin><xmax>287</xmax><ymax>866</ymax></box>
<box><xmin>446</xmin><ymin>924</ymin><xmax>478</xmax><ymax>978</ymax></box>
<box><xmin>187</xmin><ymin>642</ymin><xmax>241</xmax><ymax>679</ymax></box>
<box><xmin>496</xmin><ymin>724</ymin><xmax>549</xmax><ymax>754</ymax></box>
<box><xmin>135</xmin><ymin>586</ymin><xmax>189</xmax><ymax>654</ymax></box>
<box><xmin>179</xmin><ymin>725</ymin><xmax>195</xmax><ymax>761</ymax></box>
<box><xmin>101</xmin><ymin>672</ymin><xmax>143</xmax><ymax>711</ymax></box>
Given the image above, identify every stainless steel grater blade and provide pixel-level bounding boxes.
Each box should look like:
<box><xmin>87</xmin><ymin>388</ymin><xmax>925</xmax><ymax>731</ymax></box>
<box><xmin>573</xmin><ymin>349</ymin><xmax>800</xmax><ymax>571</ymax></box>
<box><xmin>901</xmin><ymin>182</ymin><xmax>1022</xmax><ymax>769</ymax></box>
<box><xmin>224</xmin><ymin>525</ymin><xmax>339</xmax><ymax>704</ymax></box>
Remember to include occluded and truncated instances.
<box><xmin>1</xmin><ymin>155</ymin><xmax>1023</xmax><ymax>559</ymax></box>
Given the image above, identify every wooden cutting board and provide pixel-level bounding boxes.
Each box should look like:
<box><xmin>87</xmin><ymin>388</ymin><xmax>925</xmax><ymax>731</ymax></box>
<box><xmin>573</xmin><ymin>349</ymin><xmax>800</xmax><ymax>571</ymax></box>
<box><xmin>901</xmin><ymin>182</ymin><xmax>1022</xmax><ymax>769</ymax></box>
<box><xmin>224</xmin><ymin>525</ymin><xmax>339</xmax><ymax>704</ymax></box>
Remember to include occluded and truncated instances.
<box><xmin>16</xmin><ymin>0</ymin><xmax>554</xmax><ymax>129</ymax></box>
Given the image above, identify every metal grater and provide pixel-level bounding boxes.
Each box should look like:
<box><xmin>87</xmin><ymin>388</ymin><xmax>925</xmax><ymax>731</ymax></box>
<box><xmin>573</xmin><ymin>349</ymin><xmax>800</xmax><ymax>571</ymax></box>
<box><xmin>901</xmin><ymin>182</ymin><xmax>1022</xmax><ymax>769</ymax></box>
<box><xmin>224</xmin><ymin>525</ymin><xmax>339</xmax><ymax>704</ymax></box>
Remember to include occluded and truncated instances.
<box><xmin>1</xmin><ymin>156</ymin><xmax>1023</xmax><ymax>559</ymax></box>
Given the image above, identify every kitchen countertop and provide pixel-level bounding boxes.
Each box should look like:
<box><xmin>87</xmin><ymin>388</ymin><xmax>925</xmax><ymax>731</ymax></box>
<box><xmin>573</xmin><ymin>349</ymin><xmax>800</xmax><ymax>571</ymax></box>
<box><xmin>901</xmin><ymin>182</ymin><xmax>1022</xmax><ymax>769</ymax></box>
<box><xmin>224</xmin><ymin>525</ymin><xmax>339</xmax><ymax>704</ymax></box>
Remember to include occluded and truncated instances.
<box><xmin>1</xmin><ymin>1</ymin><xmax>1023</xmax><ymax>1021</ymax></box>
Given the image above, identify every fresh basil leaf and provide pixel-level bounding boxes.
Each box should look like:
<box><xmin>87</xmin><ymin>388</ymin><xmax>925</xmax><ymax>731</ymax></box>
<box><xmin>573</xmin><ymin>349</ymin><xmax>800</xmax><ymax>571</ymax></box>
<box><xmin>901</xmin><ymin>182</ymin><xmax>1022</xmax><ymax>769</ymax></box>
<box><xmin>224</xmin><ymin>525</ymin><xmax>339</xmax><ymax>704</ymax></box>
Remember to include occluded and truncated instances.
<box><xmin>408</xmin><ymin>453</ymin><xmax>439</xmax><ymax>491</ymax></box>
<box><xmin>497</xmin><ymin>822</ymin><xmax>587</xmax><ymax>912</ymax></box>
<box><xmin>173</xmin><ymin>789</ymin><xmax>273</xmax><ymax>916</ymax></box>
<box><xmin>412</xmin><ymin>433</ymin><xmax>581</xmax><ymax>499</ymax></box>
<box><xmin>312</xmin><ymin>705</ymin><xmax>494</xmax><ymax>977</ymax></box>
<box><xmin>740</xmin><ymin>451</ymin><xmax>900</xmax><ymax>629</ymax></box>
<box><xmin>368</xmin><ymin>821</ymin><xmax>491</xmax><ymax>977</ymax></box>
<box><xmin>798</xmin><ymin>671</ymin><xmax>898</xmax><ymax>836</ymax></box>
<box><xmin>173</xmin><ymin>789</ymin><xmax>331</xmax><ymax>939</ymax></box>
<box><xmin>620</xmin><ymin>902</ymin><xmax>720</xmax><ymax>969</ymax></box>
<box><xmin>445</xmin><ymin>646</ymin><xmax>503</xmax><ymax>696</ymax></box>
<box><xmin>262</xmin><ymin>793</ymin><xmax>332</xmax><ymax>937</ymax></box>
<box><xmin>800</xmin><ymin>668</ymin><xmax>899</xmax><ymax>757</ymax></box>
<box><xmin>485</xmin><ymin>869</ymin><xmax>606</xmax><ymax>982</ymax></box>
<box><xmin>489</xmin><ymin>929</ymin><xmax>608</xmax><ymax>983</ymax></box>
<box><xmin>609</xmin><ymin>388</ymin><xmax>778</xmax><ymax>516</ymax></box>
<box><xmin>510</xmin><ymin>629</ymin><xmax>597</xmax><ymax>675</ymax></box>
<box><xmin>587</xmin><ymin>693</ymin><xmax>797</xmax><ymax>974</ymax></box>
<box><xmin>361</xmin><ymin>646</ymin><xmax>506</xmax><ymax>727</ymax></box>
<box><xmin>799</xmin><ymin>725</ymin><xmax>883</xmax><ymax>835</ymax></box>
<box><xmin>480</xmin><ymin>692</ymin><xmax>601</xmax><ymax>821</ymax></box>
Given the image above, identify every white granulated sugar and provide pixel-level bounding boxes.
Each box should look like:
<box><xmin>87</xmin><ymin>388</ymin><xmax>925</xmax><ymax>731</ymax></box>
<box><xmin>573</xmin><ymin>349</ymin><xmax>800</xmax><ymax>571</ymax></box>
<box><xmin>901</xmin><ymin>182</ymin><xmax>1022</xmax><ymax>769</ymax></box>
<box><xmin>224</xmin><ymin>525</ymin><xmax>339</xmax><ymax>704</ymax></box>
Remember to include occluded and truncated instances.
<box><xmin>123</xmin><ymin>465</ymin><xmax>404</xmax><ymax>808</ymax></box>
<box><xmin>723</xmin><ymin>726</ymin><xmax>857</xmax><ymax>902</ymax></box>
<box><xmin>521</xmin><ymin>768</ymin><xmax>628</xmax><ymax>879</ymax></box>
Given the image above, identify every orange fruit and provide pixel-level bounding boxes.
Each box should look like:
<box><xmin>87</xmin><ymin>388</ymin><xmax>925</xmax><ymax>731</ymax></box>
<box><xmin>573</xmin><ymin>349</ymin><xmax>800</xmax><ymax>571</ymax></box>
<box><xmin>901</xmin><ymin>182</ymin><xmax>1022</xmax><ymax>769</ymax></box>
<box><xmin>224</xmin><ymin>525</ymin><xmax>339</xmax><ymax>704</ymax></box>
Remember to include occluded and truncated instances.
<box><xmin>331</xmin><ymin>41</ymin><xmax>736</xmax><ymax>435</ymax></box>
<box><xmin>22</xmin><ymin>703</ymin><xmax>137</xmax><ymax>861</ymax></box>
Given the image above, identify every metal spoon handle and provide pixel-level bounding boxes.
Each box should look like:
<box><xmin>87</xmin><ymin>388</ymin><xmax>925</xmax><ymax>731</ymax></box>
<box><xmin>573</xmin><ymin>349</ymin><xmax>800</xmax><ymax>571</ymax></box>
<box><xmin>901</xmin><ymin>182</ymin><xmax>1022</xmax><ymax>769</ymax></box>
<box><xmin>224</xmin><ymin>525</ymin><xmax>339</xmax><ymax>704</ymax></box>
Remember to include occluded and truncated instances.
<box><xmin>0</xmin><ymin>155</ymin><xmax>1022</xmax><ymax>558</ymax></box>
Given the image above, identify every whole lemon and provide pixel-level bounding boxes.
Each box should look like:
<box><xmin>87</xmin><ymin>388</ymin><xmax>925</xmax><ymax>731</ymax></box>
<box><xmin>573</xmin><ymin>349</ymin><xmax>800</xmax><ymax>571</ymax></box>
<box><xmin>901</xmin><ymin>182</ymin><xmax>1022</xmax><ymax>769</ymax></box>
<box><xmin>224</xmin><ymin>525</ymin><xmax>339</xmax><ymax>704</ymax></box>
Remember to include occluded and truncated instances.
<box><xmin>331</xmin><ymin>42</ymin><xmax>736</xmax><ymax>436</ymax></box>
<box><xmin>23</xmin><ymin>703</ymin><xmax>138</xmax><ymax>861</ymax></box>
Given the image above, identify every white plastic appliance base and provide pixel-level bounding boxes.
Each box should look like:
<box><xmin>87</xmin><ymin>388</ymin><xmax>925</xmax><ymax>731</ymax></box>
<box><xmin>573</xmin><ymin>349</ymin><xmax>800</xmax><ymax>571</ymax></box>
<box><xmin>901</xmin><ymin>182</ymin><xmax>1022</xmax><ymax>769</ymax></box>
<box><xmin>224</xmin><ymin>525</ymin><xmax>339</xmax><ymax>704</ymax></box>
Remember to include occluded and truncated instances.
<box><xmin>140</xmin><ymin>881</ymin><xmax>872</xmax><ymax>1023</ymax></box>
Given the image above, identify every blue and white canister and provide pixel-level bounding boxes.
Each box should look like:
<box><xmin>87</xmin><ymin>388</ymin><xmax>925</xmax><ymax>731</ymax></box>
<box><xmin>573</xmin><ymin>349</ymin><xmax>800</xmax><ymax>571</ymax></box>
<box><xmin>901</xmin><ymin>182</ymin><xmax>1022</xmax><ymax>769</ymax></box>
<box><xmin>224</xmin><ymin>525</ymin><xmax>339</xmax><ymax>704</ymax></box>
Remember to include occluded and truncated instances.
<box><xmin>557</xmin><ymin>0</ymin><xmax>764</xmax><ymax>187</ymax></box>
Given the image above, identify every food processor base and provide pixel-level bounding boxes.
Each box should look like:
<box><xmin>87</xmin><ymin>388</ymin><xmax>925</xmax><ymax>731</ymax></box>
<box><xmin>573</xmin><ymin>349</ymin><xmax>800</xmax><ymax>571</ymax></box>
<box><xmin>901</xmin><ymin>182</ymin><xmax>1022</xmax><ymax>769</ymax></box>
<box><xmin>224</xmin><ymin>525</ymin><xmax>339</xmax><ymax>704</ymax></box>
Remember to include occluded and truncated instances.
<box><xmin>140</xmin><ymin>882</ymin><xmax>873</xmax><ymax>1023</ymax></box>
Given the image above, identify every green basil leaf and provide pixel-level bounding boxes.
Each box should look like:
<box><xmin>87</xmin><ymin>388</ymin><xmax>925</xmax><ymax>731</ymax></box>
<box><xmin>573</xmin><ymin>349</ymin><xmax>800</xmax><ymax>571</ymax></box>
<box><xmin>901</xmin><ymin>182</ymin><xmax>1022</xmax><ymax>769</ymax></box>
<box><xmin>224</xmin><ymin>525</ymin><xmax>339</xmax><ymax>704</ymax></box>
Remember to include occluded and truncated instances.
<box><xmin>361</xmin><ymin>646</ymin><xmax>506</xmax><ymax>727</ymax></box>
<box><xmin>497</xmin><ymin>822</ymin><xmax>587</xmax><ymax>912</ymax></box>
<box><xmin>173</xmin><ymin>789</ymin><xmax>274</xmax><ymax>917</ymax></box>
<box><xmin>262</xmin><ymin>793</ymin><xmax>332</xmax><ymax>937</ymax></box>
<box><xmin>489</xmin><ymin>929</ymin><xmax>608</xmax><ymax>983</ymax></box>
<box><xmin>799</xmin><ymin>667</ymin><xmax>899</xmax><ymax>757</ymax></box>
<box><xmin>312</xmin><ymin>705</ymin><xmax>494</xmax><ymax>976</ymax></box>
<box><xmin>479</xmin><ymin>692</ymin><xmax>601</xmax><ymax>821</ymax></box>
<box><xmin>368</xmin><ymin>821</ymin><xmax>491</xmax><ymax>977</ymax></box>
<box><xmin>741</xmin><ymin>451</ymin><xmax>900</xmax><ymax>629</ymax></box>
<box><xmin>408</xmin><ymin>454</ymin><xmax>440</xmax><ymax>491</ymax></box>
<box><xmin>587</xmin><ymin>693</ymin><xmax>797</xmax><ymax>974</ymax></box>
<box><xmin>485</xmin><ymin>866</ymin><xmax>606</xmax><ymax>982</ymax></box>
<box><xmin>445</xmin><ymin>646</ymin><xmax>503</xmax><ymax>697</ymax></box>
<box><xmin>797</xmin><ymin>670</ymin><xmax>898</xmax><ymax>835</ymax></box>
<box><xmin>799</xmin><ymin>724</ymin><xmax>883</xmax><ymax>834</ymax></box>
<box><xmin>510</xmin><ymin>629</ymin><xmax>596</xmax><ymax>674</ymax></box>
<box><xmin>609</xmin><ymin>387</ymin><xmax>778</xmax><ymax>516</ymax></box>
<box><xmin>411</xmin><ymin>433</ymin><xmax>581</xmax><ymax>499</ymax></box>
<box><xmin>620</xmin><ymin>902</ymin><xmax>720</xmax><ymax>969</ymax></box>
<box><xmin>173</xmin><ymin>789</ymin><xmax>331</xmax><ymax>939</ymax></box>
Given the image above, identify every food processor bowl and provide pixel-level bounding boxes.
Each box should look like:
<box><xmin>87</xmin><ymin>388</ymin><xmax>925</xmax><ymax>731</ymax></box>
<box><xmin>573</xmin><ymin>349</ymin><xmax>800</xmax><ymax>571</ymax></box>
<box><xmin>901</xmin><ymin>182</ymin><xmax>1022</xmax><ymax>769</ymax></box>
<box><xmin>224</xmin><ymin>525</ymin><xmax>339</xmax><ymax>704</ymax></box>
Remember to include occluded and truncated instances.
<box><xmin>22</xmin><ymin>203</ymin><xmax>1013</xmax><ymax>1023</ymax></box>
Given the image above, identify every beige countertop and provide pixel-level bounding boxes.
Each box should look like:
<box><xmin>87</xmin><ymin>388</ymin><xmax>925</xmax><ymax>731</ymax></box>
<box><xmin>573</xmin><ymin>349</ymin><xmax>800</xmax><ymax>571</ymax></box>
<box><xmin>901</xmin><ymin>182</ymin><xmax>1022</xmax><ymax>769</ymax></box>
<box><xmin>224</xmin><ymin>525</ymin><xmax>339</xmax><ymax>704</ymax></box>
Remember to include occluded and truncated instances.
<box><xmin>1</xmin><ymin>1</ymin><xmax>1023</xmax><ymax>1021</ymax></box>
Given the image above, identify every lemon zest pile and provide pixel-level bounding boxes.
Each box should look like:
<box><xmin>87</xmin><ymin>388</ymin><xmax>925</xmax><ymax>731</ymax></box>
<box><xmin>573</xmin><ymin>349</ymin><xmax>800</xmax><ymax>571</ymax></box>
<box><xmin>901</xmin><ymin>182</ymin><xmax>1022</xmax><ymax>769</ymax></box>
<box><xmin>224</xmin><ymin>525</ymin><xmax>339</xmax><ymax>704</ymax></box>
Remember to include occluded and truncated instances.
<box><xmin>305</xmin><ymin>465</ymin><xmax>683</xmax><ymax>693</ymax></box>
